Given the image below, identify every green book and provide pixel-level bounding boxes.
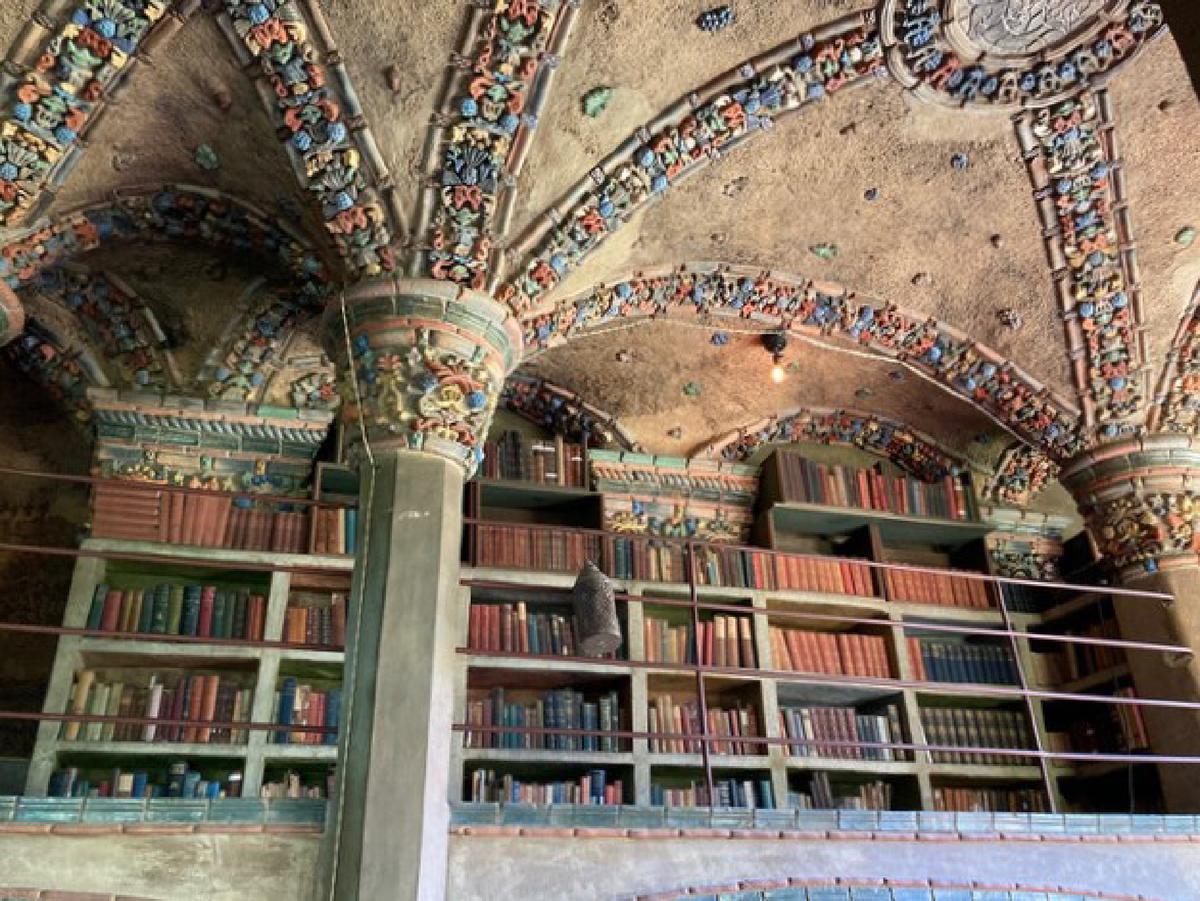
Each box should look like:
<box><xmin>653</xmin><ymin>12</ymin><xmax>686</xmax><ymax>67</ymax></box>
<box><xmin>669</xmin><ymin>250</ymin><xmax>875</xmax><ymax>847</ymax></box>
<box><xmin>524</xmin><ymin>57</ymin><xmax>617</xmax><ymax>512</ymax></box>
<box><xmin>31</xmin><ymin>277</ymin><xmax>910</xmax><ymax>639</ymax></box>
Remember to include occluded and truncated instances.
<box><xmin>150</xmin><ymin>584</ymin><xmax>170</xmax><ymax>634</ymax></box>
<box><xmin>212</xmin><ymin>591</ymin><xmax>228</xmax><ymax>640</ymax></box>
<box><xmin>137</xmin><ymin>588</ymin><xmax>155</xmax><ymax>634</ymax></box>
<box><xmin>231</xmin><ymin>590</ymin><xmax>248</xmax><ymax>640</ymax></box>
<box><xmin>167</xmin><ymin>585</ymin><xmax>185</xmax><ymax>636</ymax></box>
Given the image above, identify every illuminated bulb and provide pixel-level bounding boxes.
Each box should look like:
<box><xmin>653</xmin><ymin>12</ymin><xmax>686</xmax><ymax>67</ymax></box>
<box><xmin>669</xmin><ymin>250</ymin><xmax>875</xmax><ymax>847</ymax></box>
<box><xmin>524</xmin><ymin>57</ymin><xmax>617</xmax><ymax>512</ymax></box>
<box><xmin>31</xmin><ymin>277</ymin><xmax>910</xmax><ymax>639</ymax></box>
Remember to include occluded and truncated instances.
<box><xmin>770</xmin><ymin>362</ymin><xmax>786</xmax><ymax>384</ymax></box>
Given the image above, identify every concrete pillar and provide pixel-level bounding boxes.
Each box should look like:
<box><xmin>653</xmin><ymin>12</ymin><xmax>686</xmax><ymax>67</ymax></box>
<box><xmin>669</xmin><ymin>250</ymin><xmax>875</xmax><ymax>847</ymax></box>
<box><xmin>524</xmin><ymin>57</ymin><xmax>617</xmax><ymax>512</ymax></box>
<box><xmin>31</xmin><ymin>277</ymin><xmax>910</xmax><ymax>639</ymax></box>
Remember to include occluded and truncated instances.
<box><xmin>322</xmin><ymin>278</ymin><xmax>522</xmax><ymax>900</ymax></box>
<box><xmin>1060</xmin><ymin>436</ymin><xmax>1200</xmax><ymax>811</ymax></box>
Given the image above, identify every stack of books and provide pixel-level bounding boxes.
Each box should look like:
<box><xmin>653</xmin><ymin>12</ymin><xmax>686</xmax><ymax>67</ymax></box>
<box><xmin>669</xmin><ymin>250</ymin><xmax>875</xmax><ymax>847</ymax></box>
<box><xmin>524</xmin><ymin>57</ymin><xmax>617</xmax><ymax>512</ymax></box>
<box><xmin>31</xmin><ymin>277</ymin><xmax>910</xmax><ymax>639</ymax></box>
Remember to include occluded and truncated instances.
<box><xmin>919</xmin><ymin>707</ymin><xmax>1033</xmax><ymax>765</ymax></box>
<box><xmin>49</xmin><ymin>762</ymin><xmax>244</xmax><ymax>799</ymax></box>
<box><xmin>283</xmin><ymin>593</ymin><xmax>347</xmax><ymax>648</ymax></box>
<box><xmin>642</xmin><ymin>613</ymin><xmax>756</xmax><ymax>668</ymax></box>
<box><xmin>907</xmin><ymin>638</ymin><xmax>1019</xmax><ymax>684</ymax></box>
<box><xmin>778</xmin><ymin>704</ymin><xmax>905</xmax><ymax>760</ymax></box>
<box><xmin>694</xmin><ymin>547</ymin><xmax>877</xmax><ymax>595</ymax></box>
<box><xmin>475</xmin><ymin>523</ymin><xmax>601</xmax><ymax>572</ymax></box>
<box><xmin>468</xmin><ymin>602</ymin><xmax>596</xmax><ymax>657</ymax></box>
<box><xmin>880</xmin><ymin>568</ymin><xmax>992</xmax><ymax>608</ymax></box>
<box><xmin>464</xmin><ymin>687</ymin><xmax>623</xmax><ymax>752</ymax></box>
<box><xmin>310</xmin><ymin>503</ymin><xmax>357</xmax><ymax>555</ymax></box>
<box><xmin>87</xmin><ymin>583</ymin><xmax>267</xmax><ymax>642</ymax></box>
<box><xmin>272</xmin><ymin>678</ymin><xmax>341</xmax><ymax>746</ymax></box>
<box><xmin>608</xmin><ymin>538</ymin><xmax>688</xmax><ymax>583</ymax></box>
<box><xmin>769</xmin><ymin>627</ymin><xmax>891</xmax><ymax>678</ymax></box>
<box><xmin>469</xmin><ymin>769</ymin><xmax>622</xmax><ymax>805</ymax></box>
<box><xmin>646</xmin><ymin>696</ymin><xmax>761</xmax><ymax>755</ymax></box>
<box><xmin>650</xmin><ymin>777</ymin><xmax>775</xmax><ymax>809</ymax></box>
<box><xmin>61</xmin><ymin>669</ymin><xmax>254</xmax><ymax>745</ymax></box>
<box><xmin>482</xmin><ymin>431</ymin><xmax>588</xmax><ymax>487</ymax></box>
<box><xmin>260</xmin><ymin>769</ymin><xmax>336</xmax><ymax>799</ymax></box>
<box><xmin>772</xmin><ymin>452</ymin><xmax>975</xmax><ymax>521</ymax></box>
<box><xmin>789</xmin><ymin>773</ymin><xmax>892</xmax><ymax>810</ymax></box>
<box><xmin>932</xmin><ymin>786</ymin><xmax>1048</xmax><ymax>812</ymax></box>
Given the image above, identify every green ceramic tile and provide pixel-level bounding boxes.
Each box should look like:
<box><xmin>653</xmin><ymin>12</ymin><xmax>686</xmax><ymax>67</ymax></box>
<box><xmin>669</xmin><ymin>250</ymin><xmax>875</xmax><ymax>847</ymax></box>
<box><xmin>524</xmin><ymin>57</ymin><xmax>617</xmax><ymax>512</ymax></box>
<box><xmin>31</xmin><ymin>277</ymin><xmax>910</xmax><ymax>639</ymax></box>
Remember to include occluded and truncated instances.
<box><xmin>878</xmin><ymin>811</ymin><xmax>918</xmax><ymax>831</ymax></box>
<box><xmin>836</xmin><ymin>810</ymin><xmax>878</xmax><ymax>831</ymax></box>
<box><xmin>206</xmin><ymin>798</ymin><xmax>267</xmax><ymax>824</ymax></box>
<box><xmin>665</xmin><ymin>807</ymin><xmax>711</xmax><ymax>828</ymax></box>
<box><xmin>266</xmin><ymin>798</ymin><xmax>326</xmax><ymax>825</ymax></box>
<box><xmin>753</xmin><ymin>808</ymin><xmax>796</xmax><ymax>829</ymax></box>
<box><xmin>710</xmin><ymin>808</ymin><xmax>754</xmax><ymax>828</ymax></box>
<box><xmin>763</xmin><ymin>891</ymin><xmax>807</xmax><ymax>901</ymax></box>
<box><xmin>145</xmin><ymin>798</ymin><xmax>210</xmax><ymax>823</ymax></box>
<box><xmin>82</xmin><ymin>798</ymin><xmax>148</xmax><ymax>823</ymax></box>
<box><xmin>450</xmin><ymin>803</ymin><xmax>499</xmax><ymax>826</ymax></box>
<box><xmin>618</xmin><ymin>805</ymin><xmax>666</xmax><ymax>828</ymax></box>
<box><xmin>498</xmin><ymin>804</ymin><xmax>550</xmax><ymax>826</ymax></box>
<box><xmin>15</xmin><ymin>797</ymin><xmax>83</xmax><ymax>822</ymax></box>
<box><xmin>566</xmin><ymin>804</ymin><xmax>620</xmax><ymax>827</ymax></box>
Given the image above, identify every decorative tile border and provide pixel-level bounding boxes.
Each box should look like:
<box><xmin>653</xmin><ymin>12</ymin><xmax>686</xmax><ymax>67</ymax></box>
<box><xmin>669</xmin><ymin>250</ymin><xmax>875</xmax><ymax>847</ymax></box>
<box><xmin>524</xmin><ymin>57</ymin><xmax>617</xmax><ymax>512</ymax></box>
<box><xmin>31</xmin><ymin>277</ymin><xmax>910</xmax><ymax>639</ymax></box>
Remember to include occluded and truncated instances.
<box><xmin>519</xmin><ymin>264</ymin><xmax>1083</xmax><ymax>460</ymax></box>
<box><xmin>216</xmin><ymin>0</ymin><xmax>398</xmax><ymax>278</ymax></box>
<box><xmin>501</xmin><ymin>373</ymin><xmax>636</xmax><ymax>450</ymax></box>
<box><xmin>696</xmin><ymin>406</ymin><xmax>963</xmax><ymax>482</ymax></box>
<box><xmin>0</xmin><ymin>0</ymin><xmax>190</xmax><ymax>227</ymax></box>
<box><xmin>1149</xmin><ymin>283</ymin><xmax>1200</xmax><ymax>434</ymax></box>
<box><xmin>982</xmin><ymin>443</ymin><xmax>1058</xmax><ymax>507</ymax></box>
<box><xmin>415</xmin><ymin>0</ymin><xmax>579</xmax><ymax>290</ymax></box>
<box><xmin>1015</xmin><ymin>90</ymin><xmax>1146</xmax><ymax>441</ymax></box>
<box><xmin>880</xmin><ymin>0</ymin><xmax>1164</xmax><ymax>111</ymax></box>
<box><xmin>0</xmin><ymin>186</ymin><xmax>329</xmax><ymax>295</ymax></box>
<box><xmin>497</xmin><ymin>11</ymin><xmax>886</xmax><ymax>314</ymax></box>
<box><xmin>4</xmin><ymin>317</ymin><xmax>100</xmax><ymax>422</ymax></box>
<box><xmin>0</xmin><ymin>795</ymin><xmax>325</xmax><ymax>827</ymax></box>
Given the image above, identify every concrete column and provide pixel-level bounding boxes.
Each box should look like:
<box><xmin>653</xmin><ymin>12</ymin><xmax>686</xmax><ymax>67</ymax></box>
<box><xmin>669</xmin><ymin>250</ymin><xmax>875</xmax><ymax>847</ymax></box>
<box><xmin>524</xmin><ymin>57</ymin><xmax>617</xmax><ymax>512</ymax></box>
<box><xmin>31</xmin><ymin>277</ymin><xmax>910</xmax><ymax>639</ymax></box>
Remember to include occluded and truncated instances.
<box><xmin>322</xmin><ymin>278</ymin><xmax>522</xmax><ymax>900</ymax></box>
<box><xmin>1060</xmin><ymin>436</ymin><xmax>1200</xmax><ymax>811</ymax></box>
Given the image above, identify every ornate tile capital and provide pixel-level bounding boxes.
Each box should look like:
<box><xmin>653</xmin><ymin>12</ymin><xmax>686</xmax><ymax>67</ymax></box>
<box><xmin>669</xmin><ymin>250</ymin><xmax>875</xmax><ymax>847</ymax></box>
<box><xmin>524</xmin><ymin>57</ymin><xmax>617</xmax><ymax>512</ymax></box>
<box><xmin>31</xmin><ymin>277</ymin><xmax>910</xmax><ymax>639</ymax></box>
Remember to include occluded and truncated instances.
<box><xmin>324</xmin><ymin>278</ymin><xmax>523</xmax><ymax>475</ymax></box>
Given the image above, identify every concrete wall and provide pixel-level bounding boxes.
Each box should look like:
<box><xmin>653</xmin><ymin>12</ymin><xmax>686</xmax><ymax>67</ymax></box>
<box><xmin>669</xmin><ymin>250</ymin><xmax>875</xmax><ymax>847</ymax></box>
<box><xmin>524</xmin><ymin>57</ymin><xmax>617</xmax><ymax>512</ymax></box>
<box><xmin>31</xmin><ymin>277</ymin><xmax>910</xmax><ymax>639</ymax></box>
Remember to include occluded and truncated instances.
<box><xmin>0</xmin><ymin>832</ymin><xmax>322</xmax><ymax>901</ymax></box>
<box><xmin>446</xmin><ymin>833</ymin><xmax>1200</xmax><ymax>901</ymax></box>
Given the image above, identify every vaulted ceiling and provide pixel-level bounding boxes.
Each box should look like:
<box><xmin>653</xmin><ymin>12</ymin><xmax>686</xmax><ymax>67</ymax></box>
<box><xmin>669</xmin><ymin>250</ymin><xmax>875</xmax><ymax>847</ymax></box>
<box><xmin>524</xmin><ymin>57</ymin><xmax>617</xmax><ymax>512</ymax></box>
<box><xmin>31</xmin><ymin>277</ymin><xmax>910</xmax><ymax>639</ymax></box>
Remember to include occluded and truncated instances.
<box><xmin>1</xmin><ymin>0</ymin><xmax>1198</xmax><ymax>518</ymax></box>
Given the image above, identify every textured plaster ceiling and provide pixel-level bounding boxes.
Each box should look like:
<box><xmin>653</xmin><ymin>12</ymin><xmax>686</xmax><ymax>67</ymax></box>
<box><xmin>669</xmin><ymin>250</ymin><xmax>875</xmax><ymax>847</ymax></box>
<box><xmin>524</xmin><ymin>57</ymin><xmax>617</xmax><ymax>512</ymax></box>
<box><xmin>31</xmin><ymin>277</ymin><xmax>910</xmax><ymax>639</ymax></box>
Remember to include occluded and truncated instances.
<box><xmin>0</xmin><ymin>0</ymin><xmax>1197</xmax><ymax>490</ymax></box>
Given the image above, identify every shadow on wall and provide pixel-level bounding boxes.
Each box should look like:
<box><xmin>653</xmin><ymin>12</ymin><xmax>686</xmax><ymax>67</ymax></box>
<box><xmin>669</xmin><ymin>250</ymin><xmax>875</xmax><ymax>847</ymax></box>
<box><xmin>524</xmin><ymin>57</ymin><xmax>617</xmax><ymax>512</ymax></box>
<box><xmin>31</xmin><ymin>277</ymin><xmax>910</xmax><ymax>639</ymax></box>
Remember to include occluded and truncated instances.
<box><xmin>1164</xmin><ymin>0</ymin><xmax>1200</xmax><ymax>94</ymax></box>
<box><xmin>648</xmin><ymin>880</ymin><xmax>1158</xmax><ymax>901</ymax></box>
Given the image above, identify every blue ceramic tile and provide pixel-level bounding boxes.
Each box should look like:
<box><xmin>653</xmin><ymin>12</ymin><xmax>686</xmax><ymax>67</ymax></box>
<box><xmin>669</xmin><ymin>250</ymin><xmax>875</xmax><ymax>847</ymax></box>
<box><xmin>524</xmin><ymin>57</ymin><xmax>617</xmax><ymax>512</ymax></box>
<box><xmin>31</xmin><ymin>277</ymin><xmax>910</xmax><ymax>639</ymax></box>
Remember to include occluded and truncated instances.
<box><xmin>916</xmin><ymin>811</ymin><xmax>956</xmax><ymax>832</ymax></box>
<box><xmin>498</xmin><ymin>804</ymin><xmax>549</xmax><ymax>826</ymax></box>
<box><xmin>992</xmin><ymin>813</ymin><xmax>1032</xmax><ymax>834</ymax></box>
<box><xmin>82</xmin><ymin>798</ymin><xmax>147</xmax><ymax>823</ymax></box>
<box><xmin>1096</xmin><ymin>813</ymin><xmax>1133</xmax><ymax>833</ymax></box>
<box><xmin>15</xmin><ymin>797</ymin><xmax>83</xmax><ymax>822</ymax></box>
<box><xmin>567</xmin><ymin>804</ymin><xmax>620</xmax><ymax>827</ymax></box>
<box><xmin>807</xmin><ymin>889</ymin><xmax>850</xmax><ymax>901</ymax></box>
<box><xmin>266</xmin><ymin>798</ymin><xmax>326</xmax><ymax>825</ymax></box>
<box><xmin>666</xmin><ymin>806</ymin><xmax>711</xmax><ymax>828</ymax></box>
<box><xmin>930</xmin><ymin>891</ymin><xmax>972</xmax><ymax>901</ymax></box>
<box><xmin>1163</xmin><ymin>814</ymin><xmax>1198</xmax><ymax>834</ymax></box>
<box><xmin>794</xmin><ymin>809</ymin><xmax>838</xmax><ymax>831</ymax></box>
<box><xmin>145</xmin><ymin>798</ymin><xmax>210</xmax><ymax>822</ymax></box>
<box><xmin>954</xmin><ymin>812</ymin><xmax>994</xmax><ymax>833</ymax></box>
<box><xmin>891</xmin><ymin>891</ymin><xmax>933</xmax><ymax>901</ymax></box>
<box><xmin>206</xmin><ymin>798</ymin><xmax>267</xmax><ymax>824</ymax></box>
<box><xmin>450</xmin><ymin>802</ymin><xmax>499</xmax><ymax>826</ymax></box>
<box><xmin>763</xmin><ymin>890</ymin><xmax>807</xmax><ymax>901</ymax></box>
<box><xmin>877</xmin><ymin>811</ymin><xmax>918</xmax><ymax>831</ymax></box>
<box><xmin>1060</xmin><ymin>813</ymin><xmax>1097</xmax><ymax>834</ymax></box>
<box><xmin>618</xmin><ymin>805</ymin><xmax>666</xmax><ymax>828</ymax></box>
<box><xmin>971</xmin><ymin>892</ymin><xmax>1010</xmax><ymax>901</ymax></box>
<box><xmin>710</xmin><ymin>807</ymin><xmax>754</xmax><ymax>829</ymax></box>
<box><xmin>1010</xmin><ymin>893</ymin><xmax>1049</xmax><ymax>901</ymax></box>
<box><xmin>718</xmin><ymin>892</ymin><xmax>762</xmax><ymax>901</ymax></box>
<box><xmin>836</xmin><ymin>810</ymin><xmax>878</xmax><ymax>831</ymax></box>
<box><xmin>754</xmin><ymin>808</ymin><xmax>796</xmax><ymax>829</ymax></box>
<box><xmin>849</xmin><ymin>889</ymin><xmax>892</xmax><ymax>900</ymax></box>
<box><xmin>1131</xmin><ymin>814</ymin><xmax>1166</xmax><ymax>834</ymax></box>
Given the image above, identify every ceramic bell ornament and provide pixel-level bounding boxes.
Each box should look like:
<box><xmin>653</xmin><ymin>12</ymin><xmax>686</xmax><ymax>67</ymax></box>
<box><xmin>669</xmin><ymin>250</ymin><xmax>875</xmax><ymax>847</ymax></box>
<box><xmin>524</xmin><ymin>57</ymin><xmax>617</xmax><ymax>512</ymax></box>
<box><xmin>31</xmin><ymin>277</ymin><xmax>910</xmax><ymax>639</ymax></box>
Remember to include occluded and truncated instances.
<box><xmin>572</xmin><ymin>560</ymin><xmax>623</xmax><ymax>657</ymax></box>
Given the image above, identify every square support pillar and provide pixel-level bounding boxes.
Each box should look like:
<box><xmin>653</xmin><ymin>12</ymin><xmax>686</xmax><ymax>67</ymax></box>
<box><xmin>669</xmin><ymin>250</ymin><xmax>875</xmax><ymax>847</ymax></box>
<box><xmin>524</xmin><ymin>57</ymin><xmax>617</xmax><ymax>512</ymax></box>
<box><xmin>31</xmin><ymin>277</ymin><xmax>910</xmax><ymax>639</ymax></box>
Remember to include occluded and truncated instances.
<box><xmin>326</xmin><ymin>450</ymin><xmax>465</xmax><ymax>901</ymax></box>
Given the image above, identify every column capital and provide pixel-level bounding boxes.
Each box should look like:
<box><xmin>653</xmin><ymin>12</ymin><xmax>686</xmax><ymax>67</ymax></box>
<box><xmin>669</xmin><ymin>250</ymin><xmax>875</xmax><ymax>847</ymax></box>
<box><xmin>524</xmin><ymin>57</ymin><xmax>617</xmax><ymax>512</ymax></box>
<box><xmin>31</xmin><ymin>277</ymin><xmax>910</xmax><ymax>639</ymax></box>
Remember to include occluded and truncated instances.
<box><xmin>324</xmin><ymin>277</ymin><xmax>523</xmax><ymax>476</ymax></box>
<box><xmin>1060</xmin><ymin>435</ymin><xmax>1200</xmax><ymax>578</ymax></box>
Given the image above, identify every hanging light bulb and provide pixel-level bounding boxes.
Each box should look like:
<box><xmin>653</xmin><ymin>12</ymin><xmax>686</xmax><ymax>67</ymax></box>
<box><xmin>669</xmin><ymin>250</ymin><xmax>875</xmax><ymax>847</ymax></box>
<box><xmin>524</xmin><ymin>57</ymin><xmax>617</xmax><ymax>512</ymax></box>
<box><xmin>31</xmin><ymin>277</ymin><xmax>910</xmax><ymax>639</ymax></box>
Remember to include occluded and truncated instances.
<box><xmin>763</xmin><ymin>332</ymin><xmax>789</xmax><ymax>384</ymax></box>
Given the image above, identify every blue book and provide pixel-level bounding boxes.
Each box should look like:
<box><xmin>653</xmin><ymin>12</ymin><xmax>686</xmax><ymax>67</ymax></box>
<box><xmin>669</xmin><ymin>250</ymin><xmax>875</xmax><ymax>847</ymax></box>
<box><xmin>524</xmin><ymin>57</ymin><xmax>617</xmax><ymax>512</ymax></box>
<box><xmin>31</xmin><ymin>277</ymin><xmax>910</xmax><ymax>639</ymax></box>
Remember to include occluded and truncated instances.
<box><xmin>131</xmin><ymin>771</ymin><xmax>148</xmax><ymax>799</ymax></box>
<box><xmin>324</xmin><ymin>689</ymin><xmax>342</xmax><ymax>746</ymax></box>
<box><xmin>182</xmin><ymin>771</ymin><xmax>201</xmax><ymax>798</ymax></box>
<box><xmin>276</xmin><ymin>677</ymin><xmax>297</xmax><ymax>743</ymax></box>
<box><xmin>181</xmin><ymin>586</ymin><xmax>202</xmax><ymax>636</ymax></box>
<box><xmin>345</xmin><ymin>509</ymin><xmax>358</xmax><ymax>555</ymax></box>
<box><xmin>86</xmin><ymin>584</ymin><xmax>109</xmax><ymax>631</ymax></box>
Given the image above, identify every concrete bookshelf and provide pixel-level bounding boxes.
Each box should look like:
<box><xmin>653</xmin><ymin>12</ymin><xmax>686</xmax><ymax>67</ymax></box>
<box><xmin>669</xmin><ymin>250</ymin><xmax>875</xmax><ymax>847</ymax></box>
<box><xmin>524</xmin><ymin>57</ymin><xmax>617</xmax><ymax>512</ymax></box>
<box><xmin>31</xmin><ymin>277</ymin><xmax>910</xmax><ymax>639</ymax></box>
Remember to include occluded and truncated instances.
<box><xmin>26</xmin><ymin>538</ymin><xmax>352</xmax><ymax>797</ymax></box>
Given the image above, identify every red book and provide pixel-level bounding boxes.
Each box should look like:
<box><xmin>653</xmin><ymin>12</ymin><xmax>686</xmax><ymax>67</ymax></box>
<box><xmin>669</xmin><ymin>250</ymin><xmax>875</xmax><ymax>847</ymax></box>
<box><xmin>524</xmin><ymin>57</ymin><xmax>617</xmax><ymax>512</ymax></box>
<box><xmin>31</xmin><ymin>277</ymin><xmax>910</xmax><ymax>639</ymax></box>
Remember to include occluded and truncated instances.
<box><xmin>198</xmin><ymin>587</ymin><xmax>215</xmax><ymax>638</ymax></box>
<box><xmin>908</xmin><ymin>637</ymin><xmax>926</xmax><ymax>681</ymax></box>
<box><xmin>197</xmin><ymin>675</ymin><xmax>219</xmax><ymax>744</ymax></box>
<box><xmin>100</xmin><ymin>589</ymin><xmax>123</xmax><ymax>632</ymax></box>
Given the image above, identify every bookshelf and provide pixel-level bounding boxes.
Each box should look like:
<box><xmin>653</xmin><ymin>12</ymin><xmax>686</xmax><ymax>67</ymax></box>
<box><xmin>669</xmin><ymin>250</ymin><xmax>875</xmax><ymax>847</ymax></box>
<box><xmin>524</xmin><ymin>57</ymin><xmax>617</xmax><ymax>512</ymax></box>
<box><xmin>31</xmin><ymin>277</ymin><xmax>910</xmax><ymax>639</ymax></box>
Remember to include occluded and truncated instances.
<box><xmin>25</xmin><ymin>537</ymin><xmax>352</xmax><ymax>799</ymax></box>
<box><xmin>453</xmin><ymin>445</ymin><xmax>1161</xmax><ymax>814</ymax></box>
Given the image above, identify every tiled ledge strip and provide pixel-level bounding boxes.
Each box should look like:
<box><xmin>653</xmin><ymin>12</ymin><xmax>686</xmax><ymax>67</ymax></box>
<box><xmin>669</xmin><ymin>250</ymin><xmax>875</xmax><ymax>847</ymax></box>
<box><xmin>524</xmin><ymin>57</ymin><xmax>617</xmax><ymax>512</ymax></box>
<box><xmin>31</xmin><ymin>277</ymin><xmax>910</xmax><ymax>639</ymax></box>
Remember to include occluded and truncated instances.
<box><xmin>0</xmin><ymin>822</ymin><xmax>322</xmax><ymax>836</ymax></box>
<box><xmin>450</xmin><ymin>804</ymin><xmax>1200</xmax><ymax>839</ymax></box>
<box><xmin>0</xmin><ymin>796</ymin><xmax>326</xmax><ymax>828</ymax></box>
<box><xmin>635</xmin><ymin>876</ymin><xmax>1159</xmax><ymax>901</ymax></box>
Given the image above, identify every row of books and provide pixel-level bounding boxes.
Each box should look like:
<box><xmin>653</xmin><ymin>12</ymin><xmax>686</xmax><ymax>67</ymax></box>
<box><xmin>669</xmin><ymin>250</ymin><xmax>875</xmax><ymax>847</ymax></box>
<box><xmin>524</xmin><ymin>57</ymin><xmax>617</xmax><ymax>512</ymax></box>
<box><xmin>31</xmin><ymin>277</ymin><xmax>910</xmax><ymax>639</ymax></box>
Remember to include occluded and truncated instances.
<box><xmin>778</xmin><ymin>705</ymin><xmax>905</xmax><ymax>761</ymax></box>
<box><xmin>311</xmin><ymin>505</ymin><xmax>358</xmax><ymax>556</ymax></box>
<box><xmin>880</xmin><ymin>568</ymin><xmax>993</xmax><ymax>609</ymax></box>
<box><xmin>642</xmin><ymin>614</ymin><xmax>756</xmax><ymax>668</ymax></box>
<box><xmin>919</xmin><ymin>708</ymin><xmax>1033</xmax><ymax>766</ymax></box>
<box><xmin>61</xmin><ymin>671</ymin><xmax>253</xmax><ymax>745</ymax></box>
<box><xmin>772</xmin><ymin>453</ymin><xmax>975</xmax><ymax>521</ymax></box>
<box><xmin>650</xmin><ymin>778</ymin><xmax>776</xmax><ymax>809</ymax></box>
<box><xmin>91</xmin><ymin>481</ymin><xmax>315</xmax><ymax>553</ymax></box>
<box><xmin>468</xmin><ymin>769</ymin><xmax>623</xmax><ymax>805</ymax></box>
<box><xmin>769</xmin><ymin>627</ymin><xmax>891</xmax><ymax>678</ymax></box>
<box><xmin>467</xmin><ymin>603</ymin><xmax>590</xmax><ymax>657</ymax></box>
<box><xmin>790</xmin><ymin>773</ymin><xmax>892</xmax><ymax>810</ymax></box>
<box><xmin>907</xmin><ymin>638</ymin><xmax>1019</xmax><ymax>685</ymax></box>
<box><xmin>283</xmin><ymin>594</ymin><xmax>347</xmax><ymax>648</ymax></box>
<box><xmin>463</xmin><ymin>688</ymin><xmax>624</xmax><ymax>752</ymax></box>
<box><xmin>481</xmin><ymin>432</ymin><xmax>587</xmax><ymax>487</ymax></box>
<box><xmin>646</xmin><ymin>697</ymin><xmax>761</xmax><ymax>755</ymax></box>
<box><xmin>1029</xmin><ymin>620</ymin><xmax>1126</xmax><ymax>684</ymax></box>
<box><xmin>932</xmin><ymin>786</ymin><xmax>1048</xmax><ymax>813</ymax></box>
<box><xmin>49</xmin><ymin>762</ymin><xmax>243</xmax><ymax>799</ymax></box>
<box><xmin>86</xmin><ymin>583</ymin><xmax>268</xmax><ymax>642</ymax></box>
<box><xmin>475</xmin><ymin>524</ymin><xmax>599</xmax><ymax>573</ymax></box>
<box><xmin>272</xmin><ymin>679</ymin><xmax>341</xmax><ymax>746</ymax></box>
<box><xmin>693</xmin><ymin>547</ymin><xmax>877</xmax><ymax>597</ymax></box>
<box><xmin>609</xmin><ymin>539</ymin><xmax>688</xmax><ymax>584</ymax></box>
<box><xmin>260</xmin><ymin>769</ymin><xmax>335</xmax><ymax>800</ymax></box>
